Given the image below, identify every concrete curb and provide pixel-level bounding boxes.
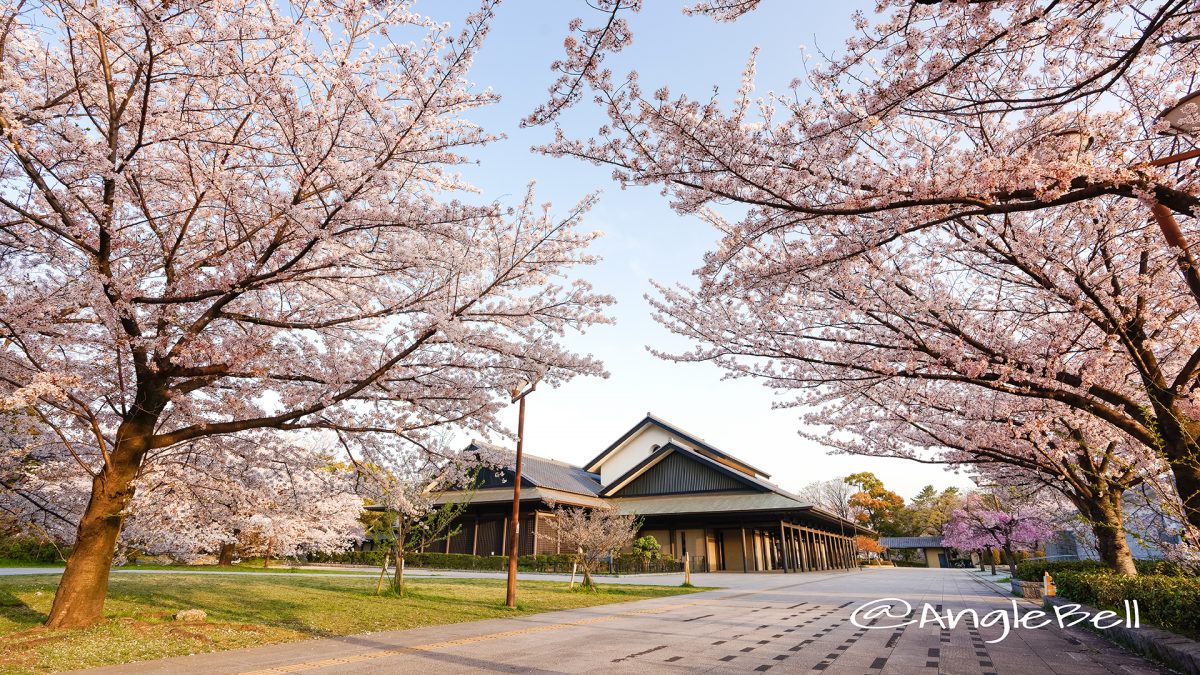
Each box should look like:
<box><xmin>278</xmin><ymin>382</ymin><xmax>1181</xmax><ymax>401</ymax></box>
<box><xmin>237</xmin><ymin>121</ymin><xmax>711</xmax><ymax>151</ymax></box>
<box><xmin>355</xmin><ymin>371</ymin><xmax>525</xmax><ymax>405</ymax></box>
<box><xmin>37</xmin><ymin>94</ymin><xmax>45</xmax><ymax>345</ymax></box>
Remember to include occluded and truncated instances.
<box><xmin>1042</xmin><ymin>595</ymin><xmax>1200</xmax><ymax>675</ymax></box>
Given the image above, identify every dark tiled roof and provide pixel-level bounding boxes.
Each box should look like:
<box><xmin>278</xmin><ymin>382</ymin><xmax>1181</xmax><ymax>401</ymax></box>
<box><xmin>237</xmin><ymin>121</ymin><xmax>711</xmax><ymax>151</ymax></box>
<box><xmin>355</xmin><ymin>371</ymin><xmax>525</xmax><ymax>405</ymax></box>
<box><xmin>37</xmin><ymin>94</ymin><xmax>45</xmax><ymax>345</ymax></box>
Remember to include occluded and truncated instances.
<box><xmin>521</xmin><ymin>454</ymin><xmax>603</xmax><ymax>496</ymax></box>
<box><xmin>469</xmin><ymin>441</ymin><xmax>602</xmax><ymax>497</ymax></box>
<box><xmin>880</xmin><ymin>536</ymin><xmax>944</xmax><ymax>549</ymax></box>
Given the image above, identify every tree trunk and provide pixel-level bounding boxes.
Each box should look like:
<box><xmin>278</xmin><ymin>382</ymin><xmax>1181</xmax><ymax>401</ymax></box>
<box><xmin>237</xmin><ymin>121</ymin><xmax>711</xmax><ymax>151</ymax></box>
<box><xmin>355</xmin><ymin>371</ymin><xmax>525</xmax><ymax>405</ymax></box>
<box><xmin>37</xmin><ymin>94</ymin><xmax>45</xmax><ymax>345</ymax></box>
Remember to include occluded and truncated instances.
<box><xmin>390</xmin><ymin>520</ymin><xmax>404</xmax><ymax>597</ymax></box>
<box><xmin>45</xmin><ymin>417</ymin><xmax>153</xmax><ymax>628</ymax></box>
<box><xmin>1002</xmin><ymin>545</ymin><xmax>1017</xmax><ymax>577</ymax></box>
<box><xmin>393</xmin><ymin>548</ymin><xmax>406</xmax><ymax>597</ymax></box>
<box><xmin>1165</xmin><ymin>454</ymin><xmax>1200</xmax><ymax>536</ymax></box>
<box><xmin>1149</xmin><ymin>404</ymin><xmax>1200</xmax><ymax>537</ymax></box>
<box><xmin>1080</xmin><ymin>491</ymin><xmax>1137</xmax><ymax>576</ymax></box>
<box><xmin>217</xmin><ymin>542</ymin><xmax>237</xmax><ymax>567</ymax></box>
<box><xmin>264</xmin><ymin>538</ymin><xmax>273</xmax><ymax>568</ymax></box>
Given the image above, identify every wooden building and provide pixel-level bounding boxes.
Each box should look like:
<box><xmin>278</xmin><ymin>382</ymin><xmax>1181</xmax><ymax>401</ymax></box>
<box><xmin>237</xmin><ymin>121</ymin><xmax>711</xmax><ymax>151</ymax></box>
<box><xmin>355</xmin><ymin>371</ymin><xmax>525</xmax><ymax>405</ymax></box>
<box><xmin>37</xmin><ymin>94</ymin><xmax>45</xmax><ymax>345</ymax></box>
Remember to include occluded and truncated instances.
<box><xmin>437</xmin><ymin>414</ymin><xmax>871</xmax><ymax>572</ymax></box>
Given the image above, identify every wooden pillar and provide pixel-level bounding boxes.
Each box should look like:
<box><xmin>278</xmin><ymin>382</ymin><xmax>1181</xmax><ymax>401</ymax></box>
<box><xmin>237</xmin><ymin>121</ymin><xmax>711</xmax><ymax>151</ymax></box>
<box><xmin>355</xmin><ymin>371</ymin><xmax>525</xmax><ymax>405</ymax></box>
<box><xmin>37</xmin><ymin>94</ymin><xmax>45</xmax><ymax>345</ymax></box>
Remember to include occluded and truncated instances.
<box><xmin>779</xmin><ymin>522</ymin><xmax>791</xmax><ymax>573</ymax></box>
<box><xmin>703</xmin><ymin>527</ymin><xmax>712</xmax><ymax>572</ymax></box>
<box><xmin>788</xmin><ymin>526</ymin><xmax>798</xmax><ymax>572</ymax></box>
<box><xmin>471</xmin><ymin>518</ymin><xmax>479</xmax><ymax>556</ymax></box>
<box><xmin>796</xmin><ymin>527</ymin><xmax>807</xmax><ymax>572</ymax></box>
<box><xmin>740</xmin><ymin>525</ymin><xmax>749</xmax><ymax>573</ymax></box>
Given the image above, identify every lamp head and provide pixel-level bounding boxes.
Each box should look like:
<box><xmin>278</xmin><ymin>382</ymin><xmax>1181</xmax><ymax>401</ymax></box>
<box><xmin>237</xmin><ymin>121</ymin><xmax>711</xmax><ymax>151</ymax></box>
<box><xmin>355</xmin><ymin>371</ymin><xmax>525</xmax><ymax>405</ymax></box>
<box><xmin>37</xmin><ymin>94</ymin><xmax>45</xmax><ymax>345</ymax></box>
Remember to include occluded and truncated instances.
<box><xmin>1159</xmin><ymin>91</ymin><xmax>1200</xmax><ymax>137</ymax></box>
<box><xmin>510</xmin><ymin>379</ymin><xmax>530</xmax><ymax>399</ymax></box>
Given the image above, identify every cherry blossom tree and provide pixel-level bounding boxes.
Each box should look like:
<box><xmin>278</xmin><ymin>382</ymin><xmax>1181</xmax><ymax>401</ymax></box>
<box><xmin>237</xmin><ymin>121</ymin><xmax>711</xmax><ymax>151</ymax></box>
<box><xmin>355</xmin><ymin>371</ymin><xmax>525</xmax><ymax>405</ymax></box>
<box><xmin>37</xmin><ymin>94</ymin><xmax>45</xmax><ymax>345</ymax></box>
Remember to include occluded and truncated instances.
<box><xmin>120</xmin><ymin>436</ymin><xmax>364</xmax><ymax>566</ymax></box>
<box><xmin>2</xmin><ymin>432</ymin><xmax>364</xmax><ymax>565</ymax></box>
<box><xmin>552</xmin><ymin>505</ymin><xmax>639</xmax><ymax>589</ymax></box>
<box><xmin>532</xmin><ymin>1</ymin><xmax>1200</xmax><ymax>533</ymax></box>
<box><xmin>354</xmin><ymin>441</ymin><xmax>487</xmax><ymax>597</ymax></box>
<box><xmin>815</xmin><ymin>380</ymin><xmax>1159</xmax><ymax>574</ymax></box>
<box><xmin>0</xmin><ymin>0</ymin><xmax>612</xmax><ymax>627</ymax></box>
<box><xmin>942</xmin><ymin>488</ymin><xmax>1057</xmax><ymax>577</ymax></box>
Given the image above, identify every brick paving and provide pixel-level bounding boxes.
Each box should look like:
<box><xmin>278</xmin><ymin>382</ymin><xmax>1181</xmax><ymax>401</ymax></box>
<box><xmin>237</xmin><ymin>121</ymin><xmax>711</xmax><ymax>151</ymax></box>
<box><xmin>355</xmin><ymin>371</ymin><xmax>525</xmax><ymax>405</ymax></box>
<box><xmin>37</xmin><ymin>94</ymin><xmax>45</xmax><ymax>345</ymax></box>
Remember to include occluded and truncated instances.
<box><xmin>81</xmin><ymin>568</ymin><xmax>1169</xmax><ymax>674</ymax></box>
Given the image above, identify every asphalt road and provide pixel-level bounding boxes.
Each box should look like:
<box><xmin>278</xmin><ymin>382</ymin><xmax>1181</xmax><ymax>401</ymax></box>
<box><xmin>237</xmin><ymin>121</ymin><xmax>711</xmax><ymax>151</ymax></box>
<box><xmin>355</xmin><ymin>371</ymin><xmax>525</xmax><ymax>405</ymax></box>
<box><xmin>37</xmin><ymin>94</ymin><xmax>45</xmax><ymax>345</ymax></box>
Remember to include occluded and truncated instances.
<box><xmin>72</xmin><ymin>567</ymin><xmax>1168</xmax><ymax>674</ymax></box>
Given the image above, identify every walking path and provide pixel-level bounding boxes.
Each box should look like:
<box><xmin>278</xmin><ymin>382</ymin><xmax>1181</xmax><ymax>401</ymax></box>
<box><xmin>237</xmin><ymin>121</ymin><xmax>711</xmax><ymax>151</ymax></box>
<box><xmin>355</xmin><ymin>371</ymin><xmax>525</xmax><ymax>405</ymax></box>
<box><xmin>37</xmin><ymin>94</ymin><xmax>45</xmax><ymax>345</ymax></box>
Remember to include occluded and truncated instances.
<box><xmin>74</xmin><ymin>568</ymin><xmax>1167</xmax><ymax>674</ymax></box>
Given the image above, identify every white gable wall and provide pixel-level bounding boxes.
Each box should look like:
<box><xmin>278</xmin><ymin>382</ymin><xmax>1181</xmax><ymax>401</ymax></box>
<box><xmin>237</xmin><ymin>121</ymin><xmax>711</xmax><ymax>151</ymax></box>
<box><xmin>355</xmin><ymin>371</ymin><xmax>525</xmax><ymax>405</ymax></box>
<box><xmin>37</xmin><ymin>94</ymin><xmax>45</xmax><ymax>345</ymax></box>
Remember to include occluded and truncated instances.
<box><xmin>598</xmin><ymin>425</ymin><xmax>684</xmax><ymax>486</ymax></box>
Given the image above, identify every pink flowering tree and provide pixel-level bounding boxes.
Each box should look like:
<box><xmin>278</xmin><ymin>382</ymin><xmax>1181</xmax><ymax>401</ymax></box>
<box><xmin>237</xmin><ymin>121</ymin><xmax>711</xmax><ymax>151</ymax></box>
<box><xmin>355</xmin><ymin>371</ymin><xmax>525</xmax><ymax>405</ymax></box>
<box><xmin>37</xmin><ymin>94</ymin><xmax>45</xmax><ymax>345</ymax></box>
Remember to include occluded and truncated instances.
<box><xmin>3</xmin><ymin>432</ymin><xmax>364</xmax><ymax>566</ymax></box>
<box><xmin>352</xmin><ymin>439</ymin><xmax>493</xmax><ymax>597</ymax></box>
<box><xmin>531</xmin><ymin>1</ymin><xmax>1200</xmax><ymax>535</ymax></box>
<box><xmin>0</xmin><ymin>0</ymin><xmax>612</xmax><ymax>627</ymax></box>
<box><xmin>813</xmin><ymin>381</ymin><xmax>1157</xmax><ymax>575</ymax></box>
<box><xmin>943</xmin><ymin>489</ymin><xmax>1057</xmax><ymax>577</ymax></box>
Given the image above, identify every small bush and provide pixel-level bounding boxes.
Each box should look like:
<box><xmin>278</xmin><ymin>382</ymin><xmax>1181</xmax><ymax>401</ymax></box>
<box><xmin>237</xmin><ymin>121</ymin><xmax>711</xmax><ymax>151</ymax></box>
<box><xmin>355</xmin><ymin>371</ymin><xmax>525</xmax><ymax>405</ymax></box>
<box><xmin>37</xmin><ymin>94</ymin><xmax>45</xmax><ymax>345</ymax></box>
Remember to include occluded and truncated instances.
<box><xmin>1016</xmin><ymin>558</ymin><xmax>1189</xmax><ymax>582</ymax></box>
<box><xmin>1015</xmin><ymin>559</ymin><xmax>1108</xmax><ymax>582</ymax></box>
<box><xmin>1052</xmin><ymin>571</ymin><xmax>1200</xmax><ymax>638</ymax></box>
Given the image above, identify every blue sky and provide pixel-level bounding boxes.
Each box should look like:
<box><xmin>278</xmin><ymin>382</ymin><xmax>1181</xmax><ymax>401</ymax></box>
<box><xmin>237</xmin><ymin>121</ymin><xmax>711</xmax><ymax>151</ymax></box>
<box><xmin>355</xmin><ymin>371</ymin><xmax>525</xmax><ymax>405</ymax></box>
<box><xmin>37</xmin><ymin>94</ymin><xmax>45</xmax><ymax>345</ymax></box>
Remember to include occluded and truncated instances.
<box><xmin>444</xmin><ymin>1</ymin><xmax>975</xmax><ymax>500</ymax></box>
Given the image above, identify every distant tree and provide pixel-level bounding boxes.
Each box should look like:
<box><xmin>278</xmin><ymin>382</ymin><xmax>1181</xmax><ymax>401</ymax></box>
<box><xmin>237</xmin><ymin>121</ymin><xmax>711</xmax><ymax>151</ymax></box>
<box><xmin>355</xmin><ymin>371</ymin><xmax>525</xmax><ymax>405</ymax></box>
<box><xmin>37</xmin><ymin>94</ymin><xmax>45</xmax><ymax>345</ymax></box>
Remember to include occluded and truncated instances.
<box><xmin>845</xmin><ymin>473</ymin><xmax>905</xmax><ymax>535</ymax></box>
<box><xmin>797</xmin><ymin>477</ymin><xmax>861</xmax><ymax>523</ymax></box>
<box><xmin>553</xmin><ymin>506</ymin><xmax>640</xmax><ymax>589</ymax></box>
<box><xmin>855</xmin><ymin>535</ymin><xmax>883</xmax><ymax>561</ymax></box>
<box><xmin>943</xmin><ymin>489</ymin><xmax>1056</xmax><ymax>577</ymax></box>
<box><xmin>4</xmin><ymin>433</ymin><xmax>364</xmax><ymax>567</ymax></box>
<box><xmin>904</xmin><ymin>486</ymin><xmax>962</xmax><ymax>537</ymax></box>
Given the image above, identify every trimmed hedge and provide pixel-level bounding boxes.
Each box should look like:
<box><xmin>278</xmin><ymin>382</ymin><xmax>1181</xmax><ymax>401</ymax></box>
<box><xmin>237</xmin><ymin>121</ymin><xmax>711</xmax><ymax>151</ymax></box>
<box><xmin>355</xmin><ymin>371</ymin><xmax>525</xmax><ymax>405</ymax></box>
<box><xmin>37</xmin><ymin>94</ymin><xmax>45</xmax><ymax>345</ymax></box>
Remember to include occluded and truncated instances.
<box><xmin>308</xmin><ymin>549</ymin><xmax>387</xmax><ymax>566</ymax></box>
<box><xmin>1015</xmin><ymin>558</ymin><xmax>1187</xmax><ymax>582</ymax></box>
<box><xmin>310</xmin><ymin>551</ymin><xmax>583</xmax><ymax>572</ymax></box>
<box><xmin>1052</xmin><ymin>571</ymin><xmax>1200</xmax><ymax>638</ymax></box>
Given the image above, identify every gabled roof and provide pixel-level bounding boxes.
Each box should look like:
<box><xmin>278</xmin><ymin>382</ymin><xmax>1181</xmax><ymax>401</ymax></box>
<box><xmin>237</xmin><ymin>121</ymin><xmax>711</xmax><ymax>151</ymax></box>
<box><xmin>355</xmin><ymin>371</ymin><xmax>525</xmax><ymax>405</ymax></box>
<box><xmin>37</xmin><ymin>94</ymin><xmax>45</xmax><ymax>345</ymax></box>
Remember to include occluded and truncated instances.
<box><xmin>467</xmin><ymin>441</ymin><xmax>602</xmax><ymax>497</ymax></box>
<box><xmin>583</xmin><ymin>414</ymin><xmax>771</xmax><ymax>479</ymax></box>
<box><xmin>599</xmin><ymin>441</ymin><xmax>772</xmax><ymax>497</ymax></box>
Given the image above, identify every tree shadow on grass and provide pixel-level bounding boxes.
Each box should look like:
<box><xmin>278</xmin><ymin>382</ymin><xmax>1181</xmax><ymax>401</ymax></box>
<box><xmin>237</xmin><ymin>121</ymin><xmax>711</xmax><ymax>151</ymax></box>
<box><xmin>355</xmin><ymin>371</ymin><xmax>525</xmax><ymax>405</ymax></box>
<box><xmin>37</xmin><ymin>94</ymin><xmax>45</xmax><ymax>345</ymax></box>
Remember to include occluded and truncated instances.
<box><xmin>0</xmin><ymin>586</ymin><xmax>47</xmax><ymax>627</ymax></box>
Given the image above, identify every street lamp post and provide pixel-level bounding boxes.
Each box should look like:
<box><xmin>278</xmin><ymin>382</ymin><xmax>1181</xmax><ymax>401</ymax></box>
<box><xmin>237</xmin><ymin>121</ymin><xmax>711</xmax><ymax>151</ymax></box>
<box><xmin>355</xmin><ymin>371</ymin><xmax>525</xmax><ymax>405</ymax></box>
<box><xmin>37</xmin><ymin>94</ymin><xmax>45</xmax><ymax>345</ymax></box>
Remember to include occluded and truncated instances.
<box><xmin>505</xmin><ymin>378</ymin><xmax>537</xmax><ymax>609</ymax></box>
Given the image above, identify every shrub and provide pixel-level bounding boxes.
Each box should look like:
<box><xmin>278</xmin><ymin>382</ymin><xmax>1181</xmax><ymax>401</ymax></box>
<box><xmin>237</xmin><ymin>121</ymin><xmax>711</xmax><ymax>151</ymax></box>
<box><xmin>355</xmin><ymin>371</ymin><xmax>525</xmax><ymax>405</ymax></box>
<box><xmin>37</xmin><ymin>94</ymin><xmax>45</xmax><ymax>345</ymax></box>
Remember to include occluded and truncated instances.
<box><xmin>631</xmin><ymin>535</ymin><xmax>662</xmax><ymax>561</ymax></box>
<box><xmin>1015</xmin><ymin>559</ymin><xmax>1108</xmax><ymax>582</ymax></box>
<box><xmin>1052</xmin><ymin>571</ymin><xmax>1200</xmax><ymax>638</ymax></box>
<box><xmin>1016</xmin><ymin>558</ymin><xmax>1190</xmax><ymax>582</ymax></box>
<box><xmin>307</xmin><ymin>549</ymin><xmax>387</xmax><ymax>566</ymax></box>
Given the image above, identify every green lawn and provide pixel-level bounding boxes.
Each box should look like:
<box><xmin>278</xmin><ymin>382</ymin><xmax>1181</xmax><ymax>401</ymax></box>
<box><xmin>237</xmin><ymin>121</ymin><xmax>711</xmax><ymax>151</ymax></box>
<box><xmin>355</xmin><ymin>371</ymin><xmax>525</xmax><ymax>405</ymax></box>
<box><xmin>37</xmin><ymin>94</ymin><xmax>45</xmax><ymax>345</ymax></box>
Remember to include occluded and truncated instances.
<box><xmin>0</xmin><ymin>559</ymin><xmax>63</xmax><ymax>569</ymax></box>
<box><xmin>0</xmin><ymin>573</ymin><xmax>701</xmax><ymax>673</ymax></box>
<box><xmin>0</xmin><ymin>558</ymin><xmax>379</xmax><ymax>574</ymax></box>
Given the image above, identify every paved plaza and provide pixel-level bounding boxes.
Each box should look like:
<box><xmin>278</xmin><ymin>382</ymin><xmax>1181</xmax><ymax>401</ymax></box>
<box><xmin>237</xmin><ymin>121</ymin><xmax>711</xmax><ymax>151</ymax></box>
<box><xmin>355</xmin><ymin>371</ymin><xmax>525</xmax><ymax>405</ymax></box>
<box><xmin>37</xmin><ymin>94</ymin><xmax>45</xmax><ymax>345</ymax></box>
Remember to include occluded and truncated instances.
<box><xmin>75</xmin><ymin>567</ymin><xmax>1168</xmax><ymax>674</ymax></box>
